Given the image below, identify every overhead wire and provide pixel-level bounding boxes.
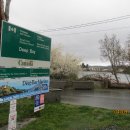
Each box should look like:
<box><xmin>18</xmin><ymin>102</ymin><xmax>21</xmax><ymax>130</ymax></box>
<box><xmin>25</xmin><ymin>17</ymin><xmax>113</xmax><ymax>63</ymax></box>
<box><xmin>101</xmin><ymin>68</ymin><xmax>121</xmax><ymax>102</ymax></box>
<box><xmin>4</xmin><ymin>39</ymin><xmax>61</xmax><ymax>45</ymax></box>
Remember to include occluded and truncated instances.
<box><xmin>48</xmin><ymin>26</ymin><xmax>130</xmax><ymax>37</ymax></box>
<box><xmin>37</xmin><ymin>15</ymin><xmax>130</xmax><ymax>33</ymax></box>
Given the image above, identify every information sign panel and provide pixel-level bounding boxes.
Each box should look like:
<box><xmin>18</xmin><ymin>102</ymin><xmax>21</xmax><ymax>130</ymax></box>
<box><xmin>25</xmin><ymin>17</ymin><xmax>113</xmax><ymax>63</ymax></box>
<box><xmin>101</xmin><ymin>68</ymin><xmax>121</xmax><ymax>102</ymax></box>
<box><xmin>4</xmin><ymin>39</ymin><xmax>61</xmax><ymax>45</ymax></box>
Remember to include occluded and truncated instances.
<box><xmin>0</xmin><ymin>68</ymin><xmax>49</xmax><ymax>103</ymax></box>
<box><xmin>0</xmin><ymin>21</ymin><xmax>51</xmax><ymax>103</ymax></box>
<box><xmin>0</xmin><ymin>21</ymin><xmax>51</xmax><ymax>68</ymax></box>
<box><xmin>0</xmin><ymin>68</ymin><xmax>49</xmax><ymax>78</ymax></box>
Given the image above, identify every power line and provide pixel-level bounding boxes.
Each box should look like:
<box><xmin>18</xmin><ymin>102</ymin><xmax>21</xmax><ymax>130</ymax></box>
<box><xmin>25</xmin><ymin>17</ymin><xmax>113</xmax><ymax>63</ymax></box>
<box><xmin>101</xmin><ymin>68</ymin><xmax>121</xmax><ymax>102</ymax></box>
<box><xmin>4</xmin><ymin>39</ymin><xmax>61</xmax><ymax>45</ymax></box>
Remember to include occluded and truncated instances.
<box><xmin>37</xmin><ymin>15</ymin><xmax>130</xmax><ymax>33</ymax></box>
<box><xmin>47</xmin><ymin>26</ymin><xmax>130</xmax><ymax>37</ymax></box>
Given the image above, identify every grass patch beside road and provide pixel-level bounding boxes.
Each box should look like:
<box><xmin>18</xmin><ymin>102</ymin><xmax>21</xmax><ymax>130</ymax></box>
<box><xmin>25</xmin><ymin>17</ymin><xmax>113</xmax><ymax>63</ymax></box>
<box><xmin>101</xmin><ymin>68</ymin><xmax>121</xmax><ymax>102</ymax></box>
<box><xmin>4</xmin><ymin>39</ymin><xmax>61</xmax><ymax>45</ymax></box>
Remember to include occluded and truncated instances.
<box><xmin>0</xmin><ymin>98</ymin><xmax>35</xmax><ymax>127</ymax></box>
<box><xmin>0</xmin><ymin>98</ymin><xmax>130</xmax><ymax>130</ymax></box>
<box><xmin>21</xmin><ymin>102</ymin><xmax>130</xmax><ymax>130</ymax></box>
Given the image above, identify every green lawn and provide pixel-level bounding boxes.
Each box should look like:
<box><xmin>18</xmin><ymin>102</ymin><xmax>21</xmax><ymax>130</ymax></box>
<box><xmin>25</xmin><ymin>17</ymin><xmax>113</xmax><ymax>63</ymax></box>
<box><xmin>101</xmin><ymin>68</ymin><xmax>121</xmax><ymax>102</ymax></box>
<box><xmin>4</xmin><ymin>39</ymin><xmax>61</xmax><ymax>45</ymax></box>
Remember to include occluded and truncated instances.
<box><xmin>0</xmin><ymin>98</ymin><xmax>130</xmax><ymax>130</ymax></box>
<box><xmin>21</xmin><ymin>103</ymin><xmax>130</xmax><ymax>130</ymax></box>
<box><xmin>0</xmin><ymin>98</ymin><xmax>35</xmax><ymax>127</ymax></box>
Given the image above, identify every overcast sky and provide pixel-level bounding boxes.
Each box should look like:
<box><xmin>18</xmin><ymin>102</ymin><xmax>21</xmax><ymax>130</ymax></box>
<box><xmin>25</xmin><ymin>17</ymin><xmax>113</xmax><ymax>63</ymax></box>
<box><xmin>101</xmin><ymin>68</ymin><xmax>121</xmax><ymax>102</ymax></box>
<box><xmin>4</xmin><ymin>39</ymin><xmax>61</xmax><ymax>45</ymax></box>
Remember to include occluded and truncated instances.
<box><xmin>6</xmin><ymin>0</ymin><xmax>130</xmax><ymax>66</ymax></box>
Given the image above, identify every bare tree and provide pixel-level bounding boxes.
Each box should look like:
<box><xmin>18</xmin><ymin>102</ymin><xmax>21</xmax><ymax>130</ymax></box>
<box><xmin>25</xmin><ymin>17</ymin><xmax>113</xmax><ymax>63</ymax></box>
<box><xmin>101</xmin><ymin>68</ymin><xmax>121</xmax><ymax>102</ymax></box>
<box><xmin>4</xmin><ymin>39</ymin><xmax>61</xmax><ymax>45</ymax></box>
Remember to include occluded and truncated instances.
<box><xmin>99</xmin><ymin>34</ymin><xmax>122</xmax><ymax>83</ymax></box>
<box><xmin>121</xmin><ymin>36</ymin><xmax>130</xmax><ymax>67</ymax></box>
<box><xmin>123</xmin><ymin>43</ymin><xmax>130</xmax><ymax>64</ymax></box>
<box><xmin>126</xmin><ymin>34</ymin><xmax>130</xmax><ymax>44</ymax></box>
<box><xmin>121</xmin><ymin>37</ymin><xmax>130</xmax><ymax>76</ymax></box>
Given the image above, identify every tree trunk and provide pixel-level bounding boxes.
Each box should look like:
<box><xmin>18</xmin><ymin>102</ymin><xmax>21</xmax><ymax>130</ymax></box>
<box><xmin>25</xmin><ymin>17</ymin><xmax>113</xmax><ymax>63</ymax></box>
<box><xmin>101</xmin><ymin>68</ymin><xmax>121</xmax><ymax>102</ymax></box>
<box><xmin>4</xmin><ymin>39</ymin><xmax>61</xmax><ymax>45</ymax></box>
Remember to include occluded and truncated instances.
<box><xmin>0</xmin><ymin>0</ymin><xmax>5</xmax><ymax>20</ymax></box>
<box><xmin>0</xmin><ymin>0</ymin><xmax>5</xmax><ymax>44</ymax></box>
<box><xmin>112</xmin><ymin>64</ymin><xmax>119</xmax><ymax>84</ymax></box>
<box><xmin>5</xmin><ymin>0</ymin><xmax>11</xmax><ymax>21</ymax></box>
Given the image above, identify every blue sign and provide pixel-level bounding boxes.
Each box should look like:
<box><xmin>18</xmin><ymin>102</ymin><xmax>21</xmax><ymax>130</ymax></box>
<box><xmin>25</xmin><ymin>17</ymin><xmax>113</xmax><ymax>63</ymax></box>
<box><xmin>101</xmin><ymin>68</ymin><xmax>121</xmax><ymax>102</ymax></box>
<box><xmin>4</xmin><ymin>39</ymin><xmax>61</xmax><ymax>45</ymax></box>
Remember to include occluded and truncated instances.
<box><xmin>34</xmin><ymin>95</ymin><xmax>40</xmax><ymax>107</ymax></box>
<box><xmin>0</xmin><ymin>77</ymin><xmax>49</xmax><ymax>103</ymax></box>
<box><xmin>34</xmin><ymin>94</ymin><xmax>45</xmax><ymax>112</ymax></box>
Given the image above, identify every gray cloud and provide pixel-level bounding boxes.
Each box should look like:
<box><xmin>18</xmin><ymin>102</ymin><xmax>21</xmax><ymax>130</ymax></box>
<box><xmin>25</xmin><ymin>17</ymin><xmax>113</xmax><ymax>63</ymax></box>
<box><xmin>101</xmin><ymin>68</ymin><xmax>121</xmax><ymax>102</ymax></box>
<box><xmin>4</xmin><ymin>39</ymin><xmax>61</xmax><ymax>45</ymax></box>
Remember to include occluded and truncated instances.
<box><xmin>8</xmin><ymin>0</ymin><xmax>130</xmax><ymax>65</ymax></box>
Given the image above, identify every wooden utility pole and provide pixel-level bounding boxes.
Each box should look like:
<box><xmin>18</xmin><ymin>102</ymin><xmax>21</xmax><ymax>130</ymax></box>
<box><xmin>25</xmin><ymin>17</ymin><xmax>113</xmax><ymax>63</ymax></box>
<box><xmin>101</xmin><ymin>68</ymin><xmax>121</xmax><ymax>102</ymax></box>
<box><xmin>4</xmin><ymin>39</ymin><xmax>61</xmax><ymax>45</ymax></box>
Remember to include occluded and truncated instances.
<box><xmin>0</xmin><ymin>0</ymin><xmax>5</xmax><ymax>20</ymax></box>
<box><xmin>0</xmin><ymin>0</ymin><xmax>5</xmax><ymax>33</ymax></box>
<box><xmin>0</xmin><ymin>0</ymin><xmax>11</xmax><ymax>21</ymax></box>
<box><xmin>5</xmin><ymin>0</ymin><xmax>11</xmax><ymax>21</ymax></box>
<box><xmin>0</xmin><ymin>0</ymin><xmax>5</xmax><ymax>43</ymax></box>
<box><xmin>0</xmin><ymin>0</ymin><xmax>11</xmax><ymax>42</ymax></box>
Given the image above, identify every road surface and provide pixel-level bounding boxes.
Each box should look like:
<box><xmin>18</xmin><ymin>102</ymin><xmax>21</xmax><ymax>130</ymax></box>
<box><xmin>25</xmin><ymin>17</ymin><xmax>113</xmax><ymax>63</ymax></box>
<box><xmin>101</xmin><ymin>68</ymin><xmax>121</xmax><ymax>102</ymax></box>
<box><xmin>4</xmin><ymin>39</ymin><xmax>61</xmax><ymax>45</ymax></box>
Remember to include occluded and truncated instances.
<box><xmin>61</xmin><ymin>89</ymin><xmax>130</xmax><ymax>110</ymax></box>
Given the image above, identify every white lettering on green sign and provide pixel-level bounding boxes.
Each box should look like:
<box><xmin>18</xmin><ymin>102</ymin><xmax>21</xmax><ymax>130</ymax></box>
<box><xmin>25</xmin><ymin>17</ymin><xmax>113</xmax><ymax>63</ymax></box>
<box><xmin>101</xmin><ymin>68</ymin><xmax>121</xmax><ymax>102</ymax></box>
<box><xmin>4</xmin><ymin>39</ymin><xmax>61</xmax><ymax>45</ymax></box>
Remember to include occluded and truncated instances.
<box><xmin>1</xmin><ymin>21</ymin><xmax>51</xmax><ymax>61</ymax></box>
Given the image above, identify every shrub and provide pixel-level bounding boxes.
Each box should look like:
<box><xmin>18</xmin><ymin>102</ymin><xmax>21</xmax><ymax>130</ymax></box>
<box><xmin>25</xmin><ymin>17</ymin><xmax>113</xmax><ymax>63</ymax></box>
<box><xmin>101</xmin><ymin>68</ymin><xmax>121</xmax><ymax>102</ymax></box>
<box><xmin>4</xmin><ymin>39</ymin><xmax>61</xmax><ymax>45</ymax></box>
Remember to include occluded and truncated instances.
<box><xmin>51</xmin><ymin>46</ymin><xmax>81</xmax><ymax>80</ymax></box>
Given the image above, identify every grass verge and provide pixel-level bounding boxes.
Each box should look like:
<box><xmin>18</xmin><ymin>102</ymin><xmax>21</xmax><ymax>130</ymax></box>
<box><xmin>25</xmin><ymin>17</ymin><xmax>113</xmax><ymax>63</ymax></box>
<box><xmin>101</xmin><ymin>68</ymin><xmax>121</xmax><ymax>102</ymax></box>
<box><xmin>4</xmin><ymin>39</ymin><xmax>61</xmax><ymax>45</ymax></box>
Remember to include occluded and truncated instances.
<box><xmin>0</xmin><ymin>98</ymin><xmax>130</xmax><ymax>130</ymax></box>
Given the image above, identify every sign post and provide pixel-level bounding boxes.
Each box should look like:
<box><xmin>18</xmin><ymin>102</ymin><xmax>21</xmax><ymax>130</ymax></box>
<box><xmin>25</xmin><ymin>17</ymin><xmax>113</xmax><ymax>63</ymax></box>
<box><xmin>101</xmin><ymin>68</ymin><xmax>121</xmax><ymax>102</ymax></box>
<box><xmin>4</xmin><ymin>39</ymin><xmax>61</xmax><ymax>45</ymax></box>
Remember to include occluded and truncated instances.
<box><xmin>8</xmin><ymin>100</ymin><xmax>17</xmax><ymax>130</ymax></box>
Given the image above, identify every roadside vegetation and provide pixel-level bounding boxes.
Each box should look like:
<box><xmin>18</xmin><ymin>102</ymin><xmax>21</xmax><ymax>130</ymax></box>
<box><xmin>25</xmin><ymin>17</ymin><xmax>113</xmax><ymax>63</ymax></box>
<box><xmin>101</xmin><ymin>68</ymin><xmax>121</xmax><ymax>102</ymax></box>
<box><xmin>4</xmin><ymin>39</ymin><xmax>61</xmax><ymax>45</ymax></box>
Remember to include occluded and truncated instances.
<box><xmin>0</xmin><ymin>98</ymin><xmax>130</xmax><ymax>130</ymax></box>
<box><xmin>0</xmin><ymin>98</ymin><xmax>34</xmax><ymax>127</ymax></box>
<box><xmin>99</xmin><ymin>34</ymin><xmax>130</xmax><ymax>84</ymax></box>
<box><xmin>51</xmin><ymin>45</ymin><xmax>81</xmax><ymax>80</ymax></box>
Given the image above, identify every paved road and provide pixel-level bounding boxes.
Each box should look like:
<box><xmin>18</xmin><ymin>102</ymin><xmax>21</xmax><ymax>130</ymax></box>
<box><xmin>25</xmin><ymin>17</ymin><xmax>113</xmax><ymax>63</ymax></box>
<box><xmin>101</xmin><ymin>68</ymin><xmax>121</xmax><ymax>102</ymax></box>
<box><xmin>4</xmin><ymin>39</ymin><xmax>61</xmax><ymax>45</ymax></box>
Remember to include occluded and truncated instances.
<box><xmin>61</xmin><ymin>89</ymin><xmax>130</xmax><ymax>110</ymax></box>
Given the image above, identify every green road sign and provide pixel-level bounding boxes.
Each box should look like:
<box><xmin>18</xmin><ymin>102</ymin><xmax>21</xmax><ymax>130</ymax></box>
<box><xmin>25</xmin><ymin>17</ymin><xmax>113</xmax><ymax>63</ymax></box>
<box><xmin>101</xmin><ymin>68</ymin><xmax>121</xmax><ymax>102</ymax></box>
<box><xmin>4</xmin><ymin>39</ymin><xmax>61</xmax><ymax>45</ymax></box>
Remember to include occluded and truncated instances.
<box><xmin>0</xmin><ymin>21</ymin><xmax>51</xmax><ymax>103</ymax></box>
<box><xmin>0</xmin><ymin>68</ymin><xmax>49</xmax><ymax>78</ymax></box>
<box><xmin>1</xmin><ymin>21</ymin><xmax>51</xmax><ymax>61</ymax></box>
